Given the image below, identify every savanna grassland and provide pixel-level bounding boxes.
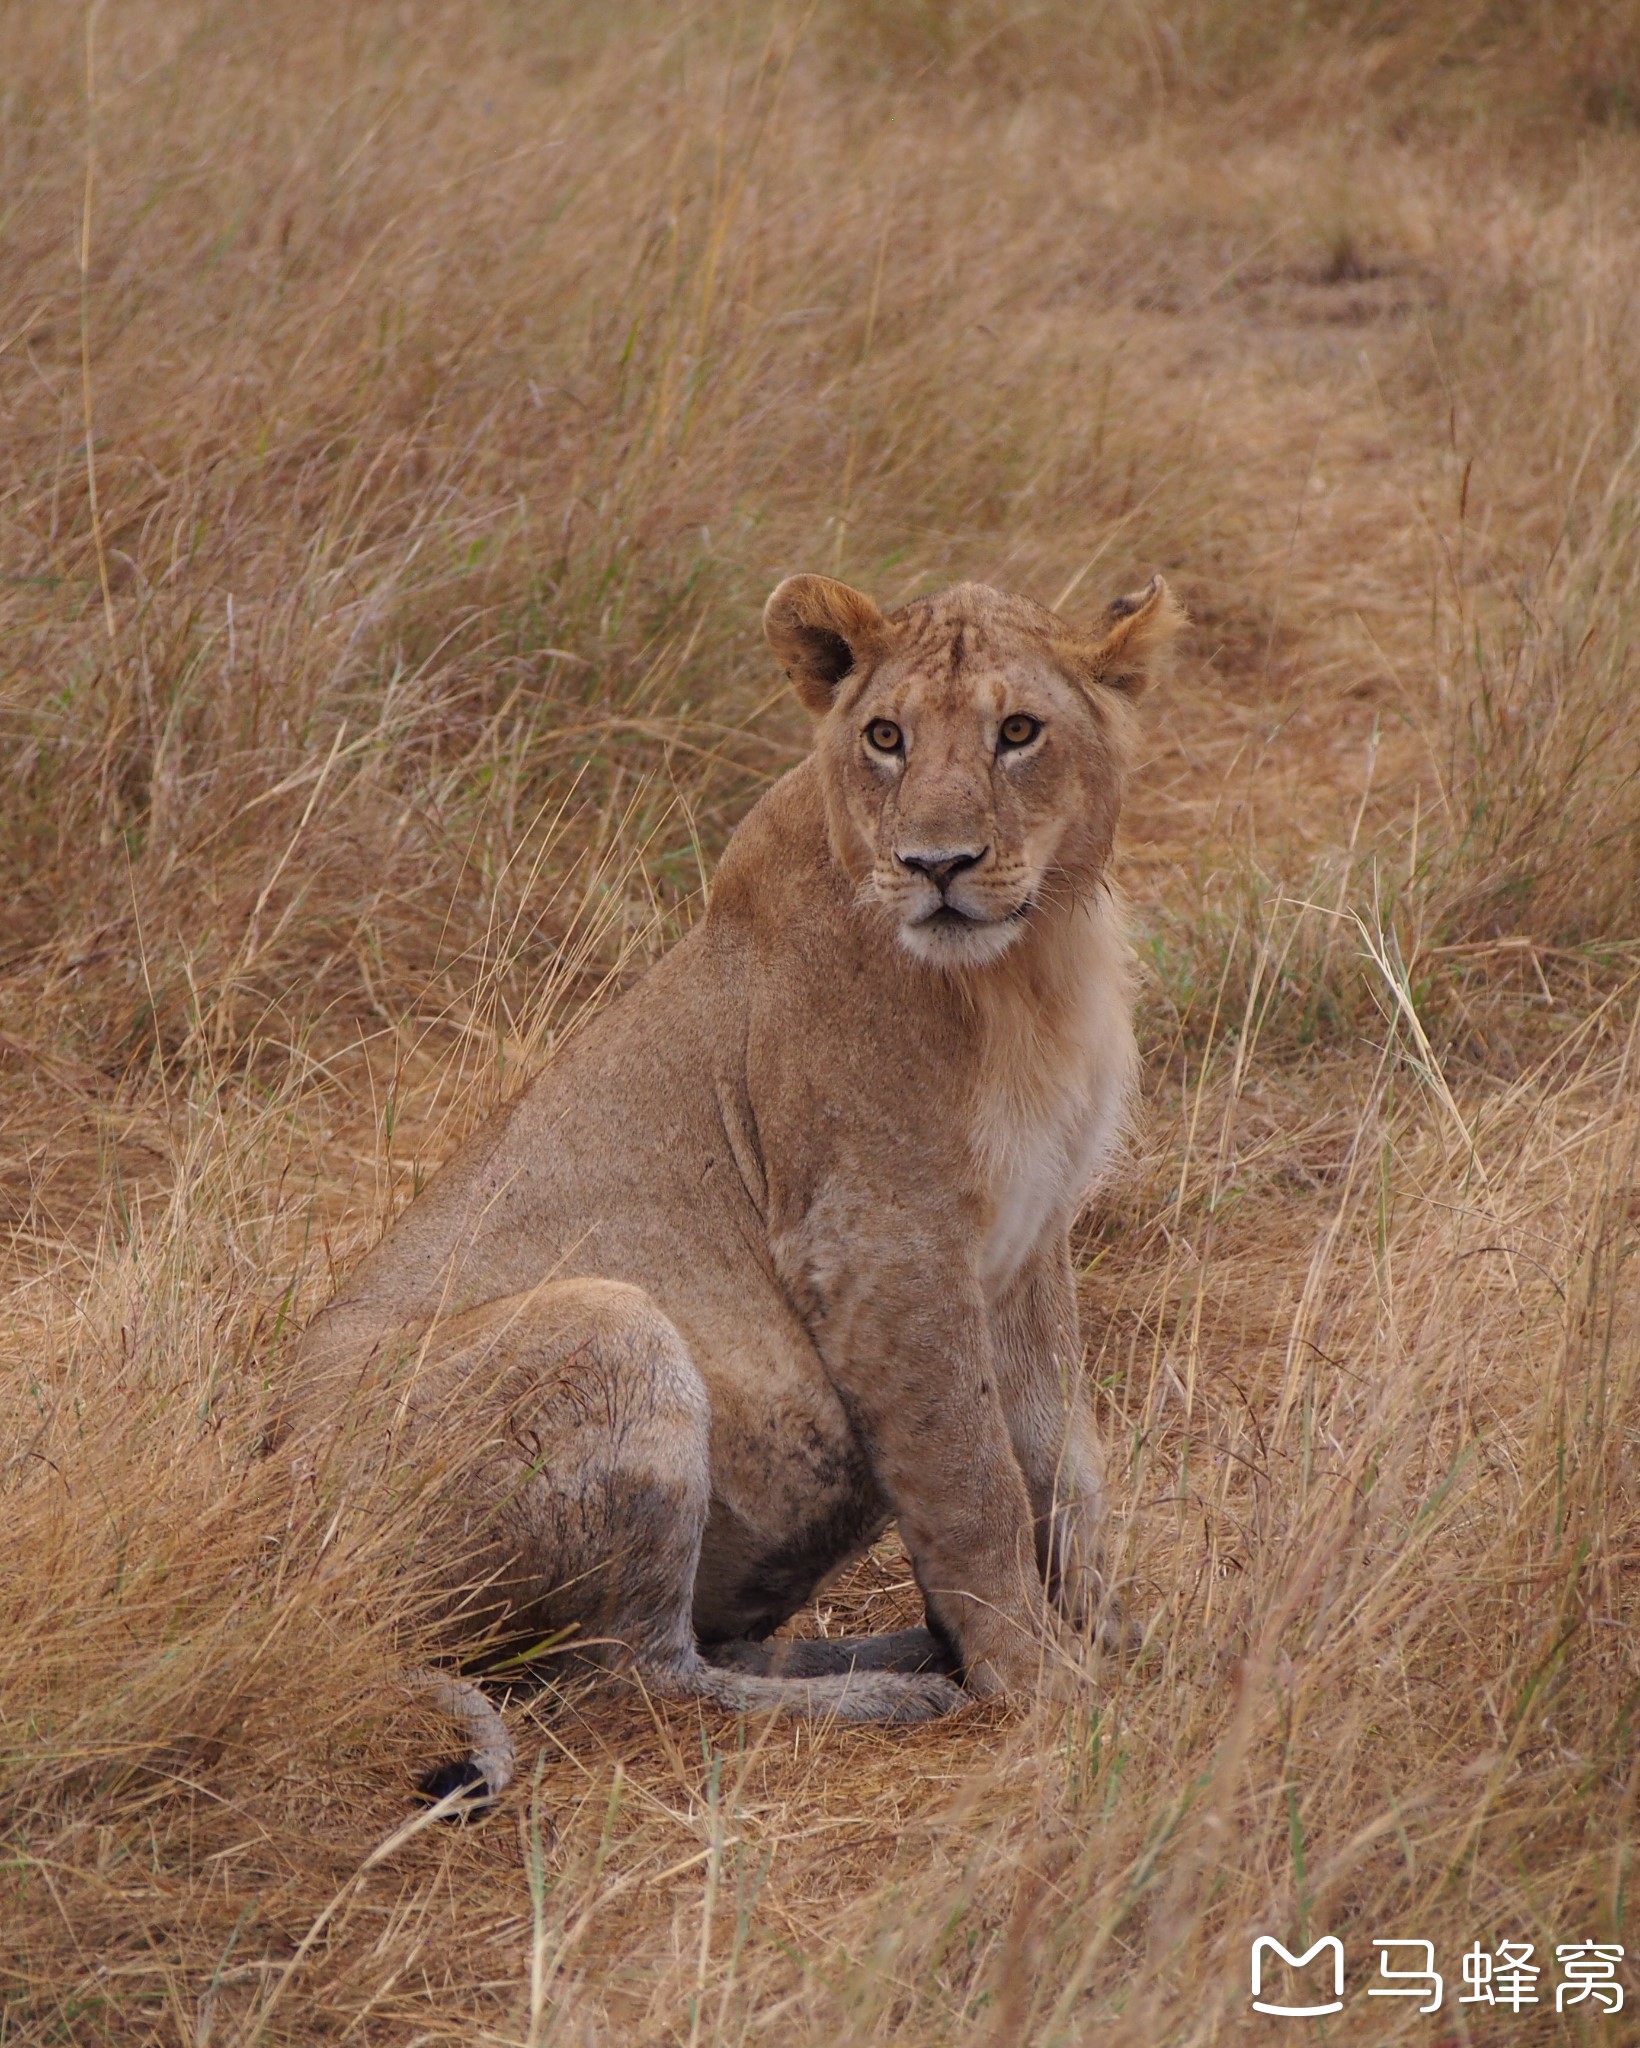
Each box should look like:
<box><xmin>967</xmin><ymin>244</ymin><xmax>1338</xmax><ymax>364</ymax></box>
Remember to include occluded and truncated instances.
<box><xmin>6</xmin><ymin>3</ymin><xmax>1640</xmax><ymax>2041</ymax></box>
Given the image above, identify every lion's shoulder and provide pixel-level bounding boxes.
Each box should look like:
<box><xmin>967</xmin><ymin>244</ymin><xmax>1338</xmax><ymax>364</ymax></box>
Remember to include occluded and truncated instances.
<box><xmin>704</xmin><ymin>757</ymin><xmax>838</xmax><ymax>929</ymax></box>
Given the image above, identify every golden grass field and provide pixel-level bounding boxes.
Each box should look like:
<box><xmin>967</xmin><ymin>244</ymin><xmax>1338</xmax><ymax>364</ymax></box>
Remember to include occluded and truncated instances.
<box><xmin>6</xmin><ymin>2</ymin><xmax>1640</xmax><ymax>2040</ymax></box>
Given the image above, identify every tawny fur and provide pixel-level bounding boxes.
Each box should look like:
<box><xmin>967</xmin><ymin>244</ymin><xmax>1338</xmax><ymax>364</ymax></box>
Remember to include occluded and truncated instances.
<box><xmin>279</xmin><ymin>572</ymin><xmax>1183</xmax><ymax>1800</ymax></box>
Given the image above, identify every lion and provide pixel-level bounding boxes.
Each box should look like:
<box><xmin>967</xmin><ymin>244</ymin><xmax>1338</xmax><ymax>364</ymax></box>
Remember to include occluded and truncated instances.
<box><xmin>280</xmin><ymin>569</ymin><xmax>1182</xmax><ymax>1807</ymax></box>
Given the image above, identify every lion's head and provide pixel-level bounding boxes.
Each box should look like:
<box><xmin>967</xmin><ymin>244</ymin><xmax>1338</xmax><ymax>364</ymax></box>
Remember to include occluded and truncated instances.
<box><xmin>764</xmin><ymin>572</ymin><xmax>1181</xmax><ymax>968</ymax></box>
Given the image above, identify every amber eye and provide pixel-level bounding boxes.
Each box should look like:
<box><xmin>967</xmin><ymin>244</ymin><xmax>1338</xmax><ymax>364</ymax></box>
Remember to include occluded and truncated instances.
<box><xmin>865</xmin><ymin>718</ymin><xmax>903</xmax><ymax>754</ymax></box>
<box><xmin>999</xmin><ymin>713</ymin><xmax>1042</xmax><ymax>749</ymax></box>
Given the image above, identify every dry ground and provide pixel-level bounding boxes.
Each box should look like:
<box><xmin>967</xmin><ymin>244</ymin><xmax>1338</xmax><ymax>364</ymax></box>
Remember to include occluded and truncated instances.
<box><xmin>6</xmin><ymin>3</ymin><xmax>1640</xmax><ymax>2042</ymax></box>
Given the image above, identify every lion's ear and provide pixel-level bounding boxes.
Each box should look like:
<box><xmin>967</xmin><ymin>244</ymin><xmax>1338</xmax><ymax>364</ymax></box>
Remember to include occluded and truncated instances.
<box><xmin>1080</xmin><ymin>575</ymin><xmax>1185</xmax><ymax>699</ymax></box>
<box><xmin>763</xmin><ymin>574</ymin><xmax>888</xmax><ymax>716</ymax></box>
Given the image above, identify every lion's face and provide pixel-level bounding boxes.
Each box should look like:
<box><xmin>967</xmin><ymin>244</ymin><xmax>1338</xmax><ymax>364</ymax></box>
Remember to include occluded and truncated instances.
<box><xmin>764</xmin><ymin>575</ymin><xmax>1181</xmax><ymax>969</ymax></box>
<box><xmin>827</xmin><ymin>631</ymin><xmax>1124</xmax><ymax>969</ymax></box>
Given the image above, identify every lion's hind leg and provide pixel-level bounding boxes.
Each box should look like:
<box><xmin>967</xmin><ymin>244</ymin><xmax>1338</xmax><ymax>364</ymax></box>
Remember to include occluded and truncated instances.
<box><xmin>398</xmin><ymin>1277</ymin><xmax>711</xmax><ymax>1803</ymax></box>
<box><xmin>401</xmin><ymin>1278</ymin><xmax>963</xmax><ymax>1803</ymax></box>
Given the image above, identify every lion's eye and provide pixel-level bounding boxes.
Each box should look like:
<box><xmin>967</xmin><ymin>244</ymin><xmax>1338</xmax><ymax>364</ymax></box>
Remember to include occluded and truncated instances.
<box><xmin>865</xmin><ymin>718</ymin><xmax>903</xmax><ymax>754</ymax></box>
<box><xmin>999</xmin><ymin>714</ymin><xmax>1042</xmax><ymax>749</ymax></box>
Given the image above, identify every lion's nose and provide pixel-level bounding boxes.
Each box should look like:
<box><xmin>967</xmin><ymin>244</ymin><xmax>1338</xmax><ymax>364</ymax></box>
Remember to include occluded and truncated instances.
<box><xmin>896</xmin><ymin>846</ymin><xmax>988</xmax><ymax>889</ymax></box>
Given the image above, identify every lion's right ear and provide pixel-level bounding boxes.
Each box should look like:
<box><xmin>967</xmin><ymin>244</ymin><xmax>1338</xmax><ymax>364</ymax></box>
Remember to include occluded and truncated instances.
<box><xmin>763</xmin><ymin>574</ymin><xmax>888</xmax><ymax>716</ymax></box>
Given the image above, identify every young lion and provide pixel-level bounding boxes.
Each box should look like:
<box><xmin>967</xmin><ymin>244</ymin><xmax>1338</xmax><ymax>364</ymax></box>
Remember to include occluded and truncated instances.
<box><xmin>283</xmin><ymin>570</ymin><xmax>1181</xmax><ymax>1805</ymax></box>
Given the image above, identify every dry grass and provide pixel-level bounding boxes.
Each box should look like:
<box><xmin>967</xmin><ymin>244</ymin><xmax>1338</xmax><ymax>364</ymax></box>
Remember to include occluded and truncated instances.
<box><xmin>5</xmin><ymin>2</ymin><xmax>1640</xmax><ymax>2041</ymax></box>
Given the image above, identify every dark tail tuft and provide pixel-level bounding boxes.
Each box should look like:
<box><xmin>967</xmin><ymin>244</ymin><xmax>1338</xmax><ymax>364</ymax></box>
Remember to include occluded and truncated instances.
<box><xmin>417</xmin><ymin>1755</ymin><xmax>499</xmax><ymax>1820</ymax></box>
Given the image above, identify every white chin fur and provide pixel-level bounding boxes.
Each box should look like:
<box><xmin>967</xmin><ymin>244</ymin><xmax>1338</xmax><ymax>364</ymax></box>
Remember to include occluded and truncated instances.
<box><xmin>897</xmin><ymin>913</ymin><xmax>1025</xmax><ymax>969</ymax></box>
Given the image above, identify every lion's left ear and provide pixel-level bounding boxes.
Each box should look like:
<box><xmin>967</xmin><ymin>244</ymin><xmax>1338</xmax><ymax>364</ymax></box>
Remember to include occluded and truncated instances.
<box><xmin>1077</xmin><ymin>575</ymin><xmax>1185</xmax><ymax>699</ymax></box>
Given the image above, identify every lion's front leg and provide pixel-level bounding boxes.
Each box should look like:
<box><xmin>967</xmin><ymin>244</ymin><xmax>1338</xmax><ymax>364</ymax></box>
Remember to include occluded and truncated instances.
<box><xmin>810</xmin><ymin>1256</ymin><xmax>1060</xmax><ymax>1696</ymax></box>
<box><xmin>994</xmin><ymin>1242</ymin><xmax>1125</xmax><ymax>1646</ymax></box>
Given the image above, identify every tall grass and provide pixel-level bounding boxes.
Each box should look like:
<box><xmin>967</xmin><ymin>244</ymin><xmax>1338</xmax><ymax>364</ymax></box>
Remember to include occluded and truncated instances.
<box><xmin>5</xmin><ymin>2</ymin><xmax>1640</xmax><ymax>2041</ymax></box>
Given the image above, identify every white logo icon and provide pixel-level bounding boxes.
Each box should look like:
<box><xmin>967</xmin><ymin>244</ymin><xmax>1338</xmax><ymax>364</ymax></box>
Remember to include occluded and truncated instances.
<box><xmin>1250</xmin><ymin>1936</ymin><xmax>1345</xmax><ymax>2016</ymax></box>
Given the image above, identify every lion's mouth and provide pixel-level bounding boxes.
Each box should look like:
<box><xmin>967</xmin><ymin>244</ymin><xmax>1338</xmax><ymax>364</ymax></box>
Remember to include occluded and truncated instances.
<box><xmin>909</xmin><ymin>897</ymin><xmax>1033</xmax><ymax>935</ymax></box>
<box><xmin>895</xmin><ymin>889</ymin><xmax>1034</xmax><ymax>967</ymax></box>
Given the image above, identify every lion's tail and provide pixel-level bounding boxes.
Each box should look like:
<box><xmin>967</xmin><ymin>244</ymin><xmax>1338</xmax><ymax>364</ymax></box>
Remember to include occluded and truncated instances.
<box><xmin>408</xmin><ymin>1668</ymin><xmax>515</xmax><ymax>1813</ymax></box>
<box><xmin>643</xmin><ymin>1645</ymin><xmax>964</xmax><ymax>1724</ymax></box>
<box><xmin>406</xmin><ymin>1645</ymin><xmax>958</xmax><ymax>1820</ymax></box>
